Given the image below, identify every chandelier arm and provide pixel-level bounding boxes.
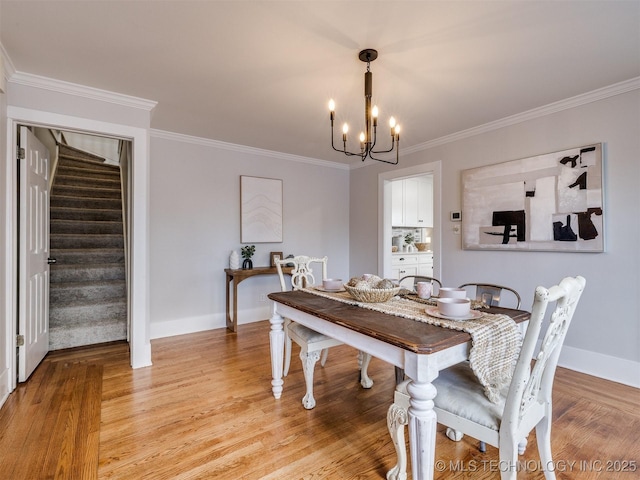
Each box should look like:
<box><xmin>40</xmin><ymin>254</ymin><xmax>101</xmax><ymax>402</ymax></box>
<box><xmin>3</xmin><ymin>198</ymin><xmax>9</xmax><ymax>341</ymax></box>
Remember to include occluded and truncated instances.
<box><xmin>367</xmin><ymin>148</ymin><xmax>400</xmax><ymax>165</ymax></box>
<box><xmin>369</xmin><ymin>124</ymin><xmax>378</xmax><ymax>151</ymax></box>
<box><xmin>331</xmin><ymin>123</ymin><xmax>370</xmax><ymax>158</ymax></box>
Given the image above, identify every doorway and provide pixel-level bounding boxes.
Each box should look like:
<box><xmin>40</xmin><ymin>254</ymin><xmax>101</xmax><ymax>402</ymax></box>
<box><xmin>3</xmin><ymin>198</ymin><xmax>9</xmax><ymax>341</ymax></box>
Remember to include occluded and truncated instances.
<box><xmin>5</xmin><ymin>107</ymin><xmax>152</xmax><ymax>393</ymax></box>
<box><xmin>378</xmin><ymin>161</ymin><xmax>442</xmax><ymax>282</ymax></box>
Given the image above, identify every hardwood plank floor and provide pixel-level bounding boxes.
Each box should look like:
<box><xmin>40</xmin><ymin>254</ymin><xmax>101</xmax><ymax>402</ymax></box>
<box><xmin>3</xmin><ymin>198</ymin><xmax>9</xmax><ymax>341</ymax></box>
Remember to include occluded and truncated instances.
<box><xmin>1</xmin><ymin>320</ymin><xmax>638</xmax><ymax>479</ymax></box>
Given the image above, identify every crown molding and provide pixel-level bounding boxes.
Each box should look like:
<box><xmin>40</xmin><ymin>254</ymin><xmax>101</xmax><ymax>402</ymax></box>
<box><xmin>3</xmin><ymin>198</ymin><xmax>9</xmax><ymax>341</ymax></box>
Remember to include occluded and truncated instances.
<box><xmin>402</xmin><ymin>76</ymin><xmax>640</xmax><ymax>155</ymax></box>
<box><xmin>8</xmin><ymin>71</ymin><xmax>157</xmax><ymax>112</ymax></box>
<box><xmin>150</xmin><ymin>129</ymin><xmax>349</xmax><ymax>170</ymax></box>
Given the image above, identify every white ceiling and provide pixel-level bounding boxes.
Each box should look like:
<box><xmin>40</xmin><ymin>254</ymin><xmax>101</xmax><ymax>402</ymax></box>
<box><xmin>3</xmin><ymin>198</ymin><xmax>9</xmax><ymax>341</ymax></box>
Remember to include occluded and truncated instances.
<box><xmin>1</xmin><ymin>1</ymin><xmax>639</xmax><ymax>165</ymax></box>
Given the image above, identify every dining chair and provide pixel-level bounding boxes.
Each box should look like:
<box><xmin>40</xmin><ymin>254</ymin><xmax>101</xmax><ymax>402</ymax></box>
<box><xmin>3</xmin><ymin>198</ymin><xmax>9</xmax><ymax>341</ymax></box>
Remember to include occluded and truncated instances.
<box><xmin>275</xmin><ymin>255</ymin><xmax>373</xmax><ymax>410</ymax></box>
<box><xmin>459</xmin><ymin>282</ymin><xmax>522</xmax><ymax>309</ymax></box>
<box><xmin>386</xmin><ymin>275</ymin><xmax>586</xmax><ymax>480</ymax></box>
<box><xmin>398</xmin><ymin>275</ymin><xmax>442</xmax><ymax>293</ymax></box>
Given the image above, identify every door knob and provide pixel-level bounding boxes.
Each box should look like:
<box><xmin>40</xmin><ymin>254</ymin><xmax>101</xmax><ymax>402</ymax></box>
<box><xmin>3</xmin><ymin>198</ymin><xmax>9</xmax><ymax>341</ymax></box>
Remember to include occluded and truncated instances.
<box><xmin>47</xmin><ymin>258</ymin><xmax>57</xmax><ymax>265</ymax></box>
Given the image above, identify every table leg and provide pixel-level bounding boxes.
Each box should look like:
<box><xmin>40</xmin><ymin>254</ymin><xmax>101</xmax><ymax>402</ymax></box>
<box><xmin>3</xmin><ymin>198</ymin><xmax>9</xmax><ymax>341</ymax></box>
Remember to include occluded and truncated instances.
<box><xmin>407</xmin><ymin>379</ymin><xmax>437</xmax><ymax>480</ymax></box>
<box><xmin>225</xmin><ymin>273</ymin><xmax>234</xmax><ymax>332</ymax></box>
<box><xmin>269</xmin><ymin>306</ymin><xmax>285</xmax><ymax>399</ymax></box>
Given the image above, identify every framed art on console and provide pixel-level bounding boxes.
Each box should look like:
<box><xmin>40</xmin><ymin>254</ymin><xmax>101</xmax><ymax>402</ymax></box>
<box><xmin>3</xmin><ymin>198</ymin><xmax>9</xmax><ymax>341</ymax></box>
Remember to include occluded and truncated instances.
<box><xmin>240</xmin><ymin>176</ymin><xmax>283</xmax><ymax>243</ymax></box>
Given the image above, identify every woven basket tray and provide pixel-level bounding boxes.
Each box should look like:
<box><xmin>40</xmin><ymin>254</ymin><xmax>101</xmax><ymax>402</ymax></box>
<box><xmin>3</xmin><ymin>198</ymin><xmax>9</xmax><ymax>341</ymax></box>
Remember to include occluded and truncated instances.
<box><xmin>344</xmin><ymin>284</ymin><xmax>401</xmax><ymax>303</ymax></box>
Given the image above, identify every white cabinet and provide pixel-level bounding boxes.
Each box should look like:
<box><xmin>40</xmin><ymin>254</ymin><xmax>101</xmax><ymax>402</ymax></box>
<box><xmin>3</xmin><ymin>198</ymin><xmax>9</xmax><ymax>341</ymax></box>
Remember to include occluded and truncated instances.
<box><xmin>391</xmin><ymin>175</ymin><xmax>433</xmax><ymax>227</ymax></box>
<box><xmin>391</xmin><ymin>253</ymin><xmax>434</xmax><ymax>287</ymax></box>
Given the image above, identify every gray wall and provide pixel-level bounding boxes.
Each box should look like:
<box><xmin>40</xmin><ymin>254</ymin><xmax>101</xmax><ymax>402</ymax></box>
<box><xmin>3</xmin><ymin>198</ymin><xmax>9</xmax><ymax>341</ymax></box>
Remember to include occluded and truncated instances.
<box><xmin>350</xmin><ymin>89</ymin><xmax>640</xmax><ymax>386</ymax></box>
<box><xmin>149</xmin><ymin>134</ymin><xmax>351</xmax><ymax>337</ymax></box>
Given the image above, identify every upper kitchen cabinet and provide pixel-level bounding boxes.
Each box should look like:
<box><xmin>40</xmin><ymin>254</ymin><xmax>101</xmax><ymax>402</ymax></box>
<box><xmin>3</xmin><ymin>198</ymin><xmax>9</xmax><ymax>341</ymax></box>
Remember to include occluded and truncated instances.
<box><xmin>391</xmin><ymin>175</ymin><xmax>433</xmax><ymax>227</ymax></box>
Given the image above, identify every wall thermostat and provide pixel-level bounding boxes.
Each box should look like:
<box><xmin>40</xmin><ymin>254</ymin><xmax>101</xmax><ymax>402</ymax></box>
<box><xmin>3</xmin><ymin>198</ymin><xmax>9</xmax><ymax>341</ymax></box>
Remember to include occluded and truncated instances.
<box><xmin>450</xmin><ymin>211</ymin><xmax>462</xmax><ymax>222</ymax></box>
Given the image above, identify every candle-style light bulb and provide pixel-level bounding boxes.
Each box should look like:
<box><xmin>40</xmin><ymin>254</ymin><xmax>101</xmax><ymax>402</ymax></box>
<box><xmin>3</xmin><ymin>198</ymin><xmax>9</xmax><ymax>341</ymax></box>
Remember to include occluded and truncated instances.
<box><xmin>389</xmin><ymin>116</ymin><xmax>396</xmax><ymax>136</ymax></box>
<box><xmin>359</xmin><ymin>132</ymin><xmax>365</xmax><ymax>143</ymax></box>
<box><xmin>328</xmin><ymin>99</ymin><xmax>335</xmax><ymax>112</ymax></box>
<box><xmin>342</xmin><ymin>123</ymin><xmax>348</xmax><ymax>143</ymax></box>
<box><xmin>372</xmin><ymin>106</ymin><xmax>379</xmax><ymax>118</ymax></box>
<box><xmin>395</xmin><ymin>124</ymin><xmax>401</xmax><ymax>141</ymax></box>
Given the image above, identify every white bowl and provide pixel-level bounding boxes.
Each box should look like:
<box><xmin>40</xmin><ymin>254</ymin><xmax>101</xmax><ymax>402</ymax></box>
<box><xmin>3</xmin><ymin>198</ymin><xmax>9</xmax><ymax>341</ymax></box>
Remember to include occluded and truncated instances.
<box><xmin>438</xmin><ymin>287</ymin><xmax>467</xmax><ymax>299</ymax></box>
<box><xmin>437</xmin><ymin>298</ymin><xmax>471</xmax><ymax>317</ymax></box>
<box><xmin>322</xmin><ymin>279</ymin><xmax>343</xmax><ymax>291</ymax></box>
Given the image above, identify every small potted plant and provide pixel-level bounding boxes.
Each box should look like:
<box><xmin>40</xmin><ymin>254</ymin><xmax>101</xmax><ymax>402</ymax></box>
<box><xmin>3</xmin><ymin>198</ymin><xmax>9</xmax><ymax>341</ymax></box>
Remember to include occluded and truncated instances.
<box><xmin>404</xmin><ymin>233</ymin><xmax>415</xmax><ymax>251</ymax></box>
<box><xmin>241</xmin><ymin>245</ymin><xmax>255</xmax><ymax>269</ymax></box>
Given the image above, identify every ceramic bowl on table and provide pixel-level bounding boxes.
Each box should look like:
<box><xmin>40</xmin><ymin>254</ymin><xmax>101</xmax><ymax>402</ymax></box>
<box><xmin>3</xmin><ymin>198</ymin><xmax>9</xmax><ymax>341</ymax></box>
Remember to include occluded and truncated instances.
<box><xmin>322</xmin><ymin>279</ymin><xmax>343</xmax><ymax>291</ymax></box>
<box><xmin>438</xmin><ymin>287</ymin><xmax>467</xmax><ymax>299</ymax></box>
<box><xmin>437</xmin><ymin>298</ymin><xmax>471</xmax><ymax>317</ymax></box>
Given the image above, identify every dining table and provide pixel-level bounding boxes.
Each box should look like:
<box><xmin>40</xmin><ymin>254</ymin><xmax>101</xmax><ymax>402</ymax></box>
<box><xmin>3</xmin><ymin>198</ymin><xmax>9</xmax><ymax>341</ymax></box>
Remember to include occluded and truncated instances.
<box><xmin>267</xmin><ymin>289</ymin><xmax>530</xmax><ymax>480</ymax></box>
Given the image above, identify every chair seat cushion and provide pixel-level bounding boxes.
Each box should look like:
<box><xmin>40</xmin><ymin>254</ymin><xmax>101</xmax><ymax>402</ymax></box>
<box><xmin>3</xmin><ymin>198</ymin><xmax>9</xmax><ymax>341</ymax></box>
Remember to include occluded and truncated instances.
<box><xmin>433</xmin><ymin>362</ymin><xmax>506</xmax><ymax>431</ymax></box>
<box><xmin>287</xmin><ymin>321</ymin><xmax>331</xmax><ymax>342</ymax></box>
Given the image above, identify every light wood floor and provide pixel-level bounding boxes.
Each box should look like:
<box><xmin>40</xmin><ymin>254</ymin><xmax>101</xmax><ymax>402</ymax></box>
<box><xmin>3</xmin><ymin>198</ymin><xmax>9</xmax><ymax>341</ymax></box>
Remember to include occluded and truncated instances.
<box><xmin>1</xmin><ymin>320</ymin><xmax>639</xmax><ymax>479</ymax></box>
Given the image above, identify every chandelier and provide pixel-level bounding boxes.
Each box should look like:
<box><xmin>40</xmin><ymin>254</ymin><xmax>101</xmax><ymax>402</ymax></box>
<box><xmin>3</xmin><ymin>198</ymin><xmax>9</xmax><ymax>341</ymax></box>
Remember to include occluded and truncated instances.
<box><xmin>329</xmin><ymin>49</ymin><xmax>400</xmax><ymax>165</ymax></box>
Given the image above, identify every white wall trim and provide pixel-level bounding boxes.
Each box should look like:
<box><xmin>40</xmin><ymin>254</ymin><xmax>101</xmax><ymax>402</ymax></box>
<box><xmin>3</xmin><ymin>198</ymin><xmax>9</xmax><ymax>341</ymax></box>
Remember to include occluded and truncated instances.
<box><xmin>5</xmin><ymin>106</ymin><xmax>152</xmax><ymax>374</ymax></box>
<box><xmin>0</xmin><ymin>368</ymin><xmax>9</xmax><ymax>409</ymax></box>
<box><xmin>9</xmin><ymin>71</ymin><xmax>157</xmax><ymax>112</ymax></box>
<box><xmin>150</xmin><ymin>307</ymin><xmax>270</xmax><ymax>339</ymax></box>
<box><xmin>378</xmin><ymin>161</ymin><xmax>442</xmax><ymax>280</ymax></box>
<box><xmin>150</xmin><ymin>128</ymin><xmax>349</xmax><ymax>170</ymax></box>
<box><xmin>558</xmin><ymin>344</ymin><xmax>640</xmax><ymax>389</ymax></box>
<box><xmin>353</xmin><ymin>76</ymin><xmax>640</xmax><ymax>169</ymax></box>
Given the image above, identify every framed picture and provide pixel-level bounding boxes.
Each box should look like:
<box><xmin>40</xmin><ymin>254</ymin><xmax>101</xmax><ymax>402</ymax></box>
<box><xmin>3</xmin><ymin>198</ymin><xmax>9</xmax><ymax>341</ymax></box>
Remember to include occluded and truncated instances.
<box><xmin>240</xmin><ymin>176</ymin><xmax>283</xmax><ymax>243</ymax></box>
<box><xmin>462</xmin><ymin>143</ymin><xmax>604</xmax><ymax>252</ymax></box>
<box><xmin>270</xmin><ymin>252</ymin><xmax>283</xmax><ymax>267</ymax></box>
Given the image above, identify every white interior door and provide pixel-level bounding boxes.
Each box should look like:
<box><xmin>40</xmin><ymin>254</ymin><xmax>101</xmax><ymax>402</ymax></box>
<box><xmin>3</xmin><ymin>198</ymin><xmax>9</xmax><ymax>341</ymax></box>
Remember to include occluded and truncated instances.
<box><xmin>18</xmin><ymin>126</ymin><xmax>50</xmax><ymax>382</ymax></box>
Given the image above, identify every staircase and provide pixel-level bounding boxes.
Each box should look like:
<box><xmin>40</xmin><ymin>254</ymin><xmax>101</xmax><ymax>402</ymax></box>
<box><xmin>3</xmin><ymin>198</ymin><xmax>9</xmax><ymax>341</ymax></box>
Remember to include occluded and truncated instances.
<box><xmin>49</xmin><ymin>144</ymin><xmax>127</xmax><ymax>350</ymax></box>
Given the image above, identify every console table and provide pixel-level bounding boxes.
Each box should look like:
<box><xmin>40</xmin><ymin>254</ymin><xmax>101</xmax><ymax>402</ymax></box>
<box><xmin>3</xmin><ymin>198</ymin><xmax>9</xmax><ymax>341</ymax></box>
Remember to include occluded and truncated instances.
<box><xmin>224</xmin><ymin>266</ymin><xmax>293</xmax><ymax>332</ymax></box>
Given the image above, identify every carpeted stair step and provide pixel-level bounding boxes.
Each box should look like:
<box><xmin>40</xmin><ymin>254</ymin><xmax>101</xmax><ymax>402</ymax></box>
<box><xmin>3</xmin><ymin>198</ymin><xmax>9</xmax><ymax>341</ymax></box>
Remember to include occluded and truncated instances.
<box><xmin>49</xmin><ymin>320</ymin><xmax>127</xmax><ymax>351</ymax></box>
<box><xmin>49</xmin><ymin>248</ymin><xmax>125</xmax><ymax>265</ymax></box>
<box><xmin>50</xmin><ymin>233</ymin><xmax>124</xmax><ymax>249</ymax></box>
<box><xmin>50</xmin><ymin>219</ymin><xmax>123</xmax><ymax>235</ymax></box>
<box><xmin>53</xmin><ymin>173</ymin><xmax>121</xmax><ymax>189</ymax></box>
<box><xmin>55</xmin><ymin>164</ymin><xmax>120</xmax><ymax>181</ymax></box>
<box><xmin>50</xmin><ymin>207</ymin><xmax>122</xmax><ymax>222</ymax></box>
<box><xmin>50</xmin><ymin>195</ymin><xmax>122</xmax><ymax>210</ymax></box>
<box><xmin>49</xmin><ymin>279</ymin><xmax>126</xmax><ymax>306</ymax></box>
<box><xmin>50</xmin><ymin>263</ymin><xmax>125</xmax><ymax>283</ymax></box>
<box><xmin>57</xmin><ymin>156</ymin><xmax>119</xmax><ymax>172</ymax></box>
<box><xmin>52</xmin><ymin>184</ymin><xmax>121</xmax><ymax>199</ymax></box>
<box><xmin>49</xmin><ymin>299</ymin><xmax>126</xmax><ymax>327</ymax></box>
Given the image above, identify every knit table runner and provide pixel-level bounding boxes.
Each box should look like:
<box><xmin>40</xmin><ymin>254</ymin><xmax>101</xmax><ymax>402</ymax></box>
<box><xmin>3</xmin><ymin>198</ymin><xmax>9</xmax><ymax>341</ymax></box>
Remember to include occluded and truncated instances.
<box><xmin>303</xmin><ymin>287</ymin><xmax>522</xmax><ymax>403</ymax></box>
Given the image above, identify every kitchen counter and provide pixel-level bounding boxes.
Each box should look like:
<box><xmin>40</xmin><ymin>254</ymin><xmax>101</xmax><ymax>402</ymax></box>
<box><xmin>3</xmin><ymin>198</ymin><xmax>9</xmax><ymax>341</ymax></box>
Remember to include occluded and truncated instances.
<box><xmin>391</xmin><ymin>251</ymin><xmax>433</xmax><ymax>284</ymax></box>
<box><xmin>392</xmin><ymin>250</ymin><xmax>433</xmax><ymax>255</ymax></box>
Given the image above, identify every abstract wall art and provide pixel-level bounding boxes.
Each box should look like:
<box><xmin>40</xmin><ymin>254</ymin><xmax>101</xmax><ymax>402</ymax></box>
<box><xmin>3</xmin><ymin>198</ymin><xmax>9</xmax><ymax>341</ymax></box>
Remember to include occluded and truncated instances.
<box><xmin>462</xmin><ymin>143</ymin><xmax>604</xmax><ymax>252</ymax></box>
<box><xmin>240</xmin><ymin>176</ymin><xmax>283</xmax><ymax>243</ymax></box>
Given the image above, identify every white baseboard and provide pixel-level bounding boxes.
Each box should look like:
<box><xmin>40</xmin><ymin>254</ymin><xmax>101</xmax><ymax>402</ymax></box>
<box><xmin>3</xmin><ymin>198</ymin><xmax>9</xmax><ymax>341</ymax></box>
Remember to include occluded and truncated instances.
<box><xmin>557</xmin><ymin>344</ymin><xmax>640</xmax><ymax>388</ymax></box>
<box><xmin>0</xmin><ymin>367</ymin><xmax>10</xmax><ymax>410</ymax></box>
<box><xmin>150</xmin><ymin>306</ymin><xmax>271</xmax><ymax>339</ymax></box>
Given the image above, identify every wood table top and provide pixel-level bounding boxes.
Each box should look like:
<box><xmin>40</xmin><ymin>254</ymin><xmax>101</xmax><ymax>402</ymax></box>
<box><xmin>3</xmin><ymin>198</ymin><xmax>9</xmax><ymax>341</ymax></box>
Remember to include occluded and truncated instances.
<box><xmin>268</xmin><ymin>290</ymin><xmax>530</xmax><ymax>355</ymax></box>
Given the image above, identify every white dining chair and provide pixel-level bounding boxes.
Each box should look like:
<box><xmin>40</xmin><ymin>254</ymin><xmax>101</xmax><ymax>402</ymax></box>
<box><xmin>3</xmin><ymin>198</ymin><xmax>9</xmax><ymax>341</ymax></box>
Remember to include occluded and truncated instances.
<box><xmin>275</xmin><ymin>255</ymin><xmax>373</xmax><ymax>410</ymax></box>
<box><xmin>386</xmin><ymin>275</ymin><xmax>586</xmax><ymax>480</ymax></box>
